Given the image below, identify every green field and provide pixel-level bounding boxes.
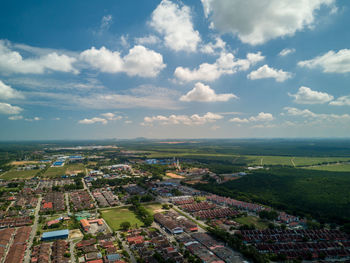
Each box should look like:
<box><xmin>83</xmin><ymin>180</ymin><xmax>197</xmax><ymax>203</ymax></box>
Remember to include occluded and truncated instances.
<box><xmin>43</xmin><ymin>163</ymin><xmax>85</xmax><ymax>178</ymax></box>
<box><xmin>0</xmin><ymin>169</ymin><xmax>39</xmax><ymax>179</ymax></box>
<box><xmin>101</xmin><ymin>207</ymin><xmax>143</xmax><ymax>230</ymax></box>
<box><xmin>147</xmin><ymin>151</ymin><xmax>350</xmax><ymax>167</ymax></box>
<box><xmin>305</xmin><ymin>163</ymin><xmax>350</xmax><ymax>172</ymax></box>
<box><xmin>234</xmin><ymin>216</ymin><xmax>268</xmax><ymax>230</ymax></box>
<box><xmin>143</xmin><ymin>203</ymin><xmax>163</xmax><ymax>215</ymax></box>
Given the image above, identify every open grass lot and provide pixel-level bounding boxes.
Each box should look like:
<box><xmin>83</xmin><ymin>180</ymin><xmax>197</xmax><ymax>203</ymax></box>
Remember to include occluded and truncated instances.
<box><xmin>42</xmin><ymin>163</ymin><xmax>85</xmax><ymax>178</ymax></box>
<box><xmin>234</xmin><ymin>216</ymin><xmax>268</xmax><ymax>230</ymax></box>
<box><xmin>0</xmin><ymin>169</ymin><xmax>39</xmax><ymax>180</ymax></box>
<box><xmin>143</xmin><ymin>203</ymin><xmax>163</xmax><ymax>215</ymax></box>
<box><xmin>305</xmin><ymin>163</ymin><xmax>350</xmax><ymax>172</ymax></box>
<box><xmin>101</xmin><ymin>207</ymin><xmax>143</xmax><ymax>230</ymax></box>
<box><xmin>147</xmin><ymin>150</ymin><xmax>350</xmax><ymax>167</ymax></box>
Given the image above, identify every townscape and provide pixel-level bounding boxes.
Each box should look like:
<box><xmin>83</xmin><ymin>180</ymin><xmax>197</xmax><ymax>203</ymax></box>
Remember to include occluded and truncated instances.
<box><xmin>0</xmin><ymin>141</ymin><xmax>349</xmax><ymax>263</ymax></box>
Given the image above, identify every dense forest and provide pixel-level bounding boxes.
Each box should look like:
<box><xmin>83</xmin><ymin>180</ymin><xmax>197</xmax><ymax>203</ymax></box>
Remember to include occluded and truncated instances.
<box><xmin>194</xmin><ymin>168</ymin><xmax>350</xmax><ymax>224</ymax></box>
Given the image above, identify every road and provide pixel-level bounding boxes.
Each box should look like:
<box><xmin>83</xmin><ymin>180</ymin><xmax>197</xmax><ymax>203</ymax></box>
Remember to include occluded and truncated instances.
<box><xmin>23</xmin><ymin>195</ymin><xmax>42</xmax><ymax>263</ymax></box>
<box><xmin>65</xmin><ymin>192</ymin><xmax>70</xmax><ymax>214</ymax></box>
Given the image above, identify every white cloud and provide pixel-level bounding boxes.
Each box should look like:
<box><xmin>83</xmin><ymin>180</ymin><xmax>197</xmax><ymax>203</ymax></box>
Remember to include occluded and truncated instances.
<box><xmin>180</xmin><ymin>82</ymin><xmax>237</xmax><ymax>102</ymax></box>
<box><xmin>142</xmin><ymin>112</ymin><xmax>223</xmax><ymax>126</ymax></box>
<box><xmin>0</xmin><ymin>102</ymin><xmax>23</xmax><ymax>115</ymax></box>
<box><xmin>175</xmin><ymin>51</ymin><xmax>264</xmax><ymax>82</ymax></box>
<box><xmin>100</xmin><ymin>112</ymin><xmax>123</xmax><ymax>121</ymax></box>
<box><xmin>201</xmin><ymin>0</ymin><xmax>335</xmax><ymax>45</ymax></box>
<box><xmin>101</xmin><ymin>15</ymin><xmax>113</xmax><ymax>30</ymax></box>
<box><xmin>330</xmin><ymin>96</ymin><xmax>350</xmax><ymax>106</ymax></box>
<box><xmin>283</xmin><ymin>107</ymin><xmax>350</xmax><ymax>121</ymax></box>
<box><xmin>230</xmin><ymin>112</ymin><xmax>274</xmax><ymax>123</ymax></box>
<box><xmin>249</xmin><ymin>112</ymin><xmax>274</xmax><ymax>122</ymax></box>
<box><xmin>279</xmin><ymin>48</ymin><xmax>296</xmax><ymax>56</ymax></box>
<box><xmin>0</xmin><ymin>40</ymin><xmax>78</xmax><ymax>74</ymax></box>
<box><xmin>8</xmin><ymin>115</ymin><xmax>23</xmax><ymax>120</ymax></box>
<box><xmin>229</xmin><ymin>117</ymin><xmax>249</xmax><ymax>123</ymax></box>
<box><xmin>247</xmin><ymin>64</ymin><xmax>292</xmax><ymax>82</ymax></box>
<box><xmin>0</xmin><ymin>80</ymin><xmax>24</xmax><ymax>99</ymax></box>
<box><xmin>298</xmin><ymin>49</ymin><xmax>350</xmax><ymax>73</ymax></box>
<box><xmin>24</xmin><ymin>116</ymin><xmax>41</xmax><ymax>122</ymax></box>
<box><xmin>150</xmin><ymin>0</ymin><xmax>201</xmax><ymax>52</ymax></box>
<box><xmin>200</xmin><ymin>37</ymin><xmax>226</xmax><ymax>54</ymax></box>
<box><xmin>134</xmin><ymin>35</ymin><xmax>160</xmax><ymax>45</ymax></box>
<box><xmin>80</xmin><ymin>45</ymin><xmax>166</xmax><ymax>77</ymax></box>
<box><xmin>288</xmin><ymin>86</ymin><xmax>334</xmax><ymax>104</ymax></box>
<box><xmin>78</xmin><ymin>117</ymin><xmax>108</xmax><ymax>125</ymax></box>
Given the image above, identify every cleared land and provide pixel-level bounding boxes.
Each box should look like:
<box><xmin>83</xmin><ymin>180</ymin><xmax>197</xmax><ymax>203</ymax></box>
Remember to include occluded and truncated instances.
<box><xmin>166</xmin><ymin>172</ymin><xmax>185</xmax><ymax>179</ymax></box>
<box><xmin>234</xmin><ymin>216</ymin><xmax>268</xmax><ymax>230</ymax></box>
<box><xmin>144</xmin><ymin>203</ymin><xmax>163</xmax><ymax>215</ymax></box>
<box><xmin>101</xmin><ymin>207</ymin><xmax>143</xmax><ymax>230</ymax></box>
<box><xmin>43</xmin><ymin>163</ymin><xmax>85</xmax><ymax>178</ymax></box>
<box><xmin>11</xmin><ymin>161</ymin><xmax>39</xmax><ymax>165</ymax></box>
<box><xmin>305</xmin><ymin>163</ymin><xmax>350</xmax><ymax>172</ymax></box>
<box><xmin>146</xmin><ymin>150</ymin><xmax>350</xmax><ymax>167</ymax></box>
<box><xmin>0</xmin><ymin>169</ymin><xmax>39</xmax><ymax>180</ymax></box>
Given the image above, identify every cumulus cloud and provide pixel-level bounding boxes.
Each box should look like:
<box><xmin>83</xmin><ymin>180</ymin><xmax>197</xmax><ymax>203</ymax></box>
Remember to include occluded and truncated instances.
<box><xmin>0</xmin><ymin>80</ymin><xmax>24</xmax><ymax>99</ymax></box>
<box><xmin>142</xmin><ymin>112</ymin><xmax>223</xmax><ymax>126</ymax></box>
<box><xmin>0</xmin><ymin>40</ymin><xmax>78</xmax><ymax>74</ymax></box>
<box><xmin>8</xmin><ymin>115</ymin><xmax>23</xmax><ymax>120</ymax></box>
<box><xmin>283</xmin><ymin>107</ymin><xmax>350</xmax><ymax>121</ymax></box>
<box><xmin>200</xmin><ymin>37</ymin><xmax>226</xmax><ymax>54</ymax></box>
<box><xmin>288</xmin><ymin>86</ymin><xmax>334</xmax><ymax>104</ymax></box>
<box><xmin>230</xmin><ymin>112</ymin><xmax>274</xmax><ymax>123</ymax></box>
<box><xmin>330</xmin><ymin>96</ymin><xmax>350</xmax><ymax>106</ymax></box>
<box><xmin>80</xmin><ymin>45</ymin><xmax>166</xmax><ymax>77</ymax></box>
<box><xmin>100</xmin><ymin>112</ymin><xmax>123</xmax><ymax>121</ymax></box>
<box><xmin>150</xmin><ymin>0</ymin><xmax>201</xmax><ymax>52</ymax></box>
<box><xmin>78</xmin><ymin>117</ymin><xmax>108</xmax><ymax>125</ymax></box>
<box><xmin>0</xmin><ymin>102</ymin><xmax>23</xmax><ymax>115</ymax></box>
<box><xmin>247</xmin><ymin>64</ymin><xmax>292</xmax><ymax>82</ymax></box>
<box><xmin>229</xmin><ymin>117</ymin><xmax>249</xmax><ymax>123</ymax></box>
<box><xmin>180</xmin><ymin>82</ymin><xmax>237</xmax><ymax>102</ymax></box>
<box><xmin>175</xmin><ymin>51</ymin><xmax>264</xmax><ymax>82</ymax></box>
<box><xmin>134</xmin><ymin>35</ymin><xmax>160</xmax><ymax>45</ymax></box>
<box><xmin>298</xmin><ymin>49</ymin><xmax>350</xmax><ymax>73</ymax></box>
<box><xmin>279</xmin><ymin>48</ymin><xmax>296</xmax><ymax>56</ymax></box>
<box><xmin>201</xmin><ymin>0</ymin><xmax>335</xmax><ymax>45</ymax></box>
<box><xmin>78</xmin><ymin>112</ymin><xmax>123</xmax><ymax>125</ymax></box>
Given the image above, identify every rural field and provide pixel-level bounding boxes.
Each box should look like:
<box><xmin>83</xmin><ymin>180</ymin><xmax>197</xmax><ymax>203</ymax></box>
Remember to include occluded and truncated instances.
<box><xmin>0</xmin><ymin>169</ymin><xmax>39</xmax><ymax>180</ymax></box>
<box><xmin>42</xmin><ymin>163</ymin><xmax>85</xmax><ymax>178</ymax></box>
<box><xmin>305</xmin><ymin>163</ymin><xmax>350</xmax><ymax>172</ymax></box>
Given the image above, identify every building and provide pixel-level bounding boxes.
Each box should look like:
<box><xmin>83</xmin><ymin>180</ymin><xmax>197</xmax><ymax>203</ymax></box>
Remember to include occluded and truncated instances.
<box><xmin>41</xmin><ymin>229</ymin><xmax>69</xmax><ymax>241</ymax></box>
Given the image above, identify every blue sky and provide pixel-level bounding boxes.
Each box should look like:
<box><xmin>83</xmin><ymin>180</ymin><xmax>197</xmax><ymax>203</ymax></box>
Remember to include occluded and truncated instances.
<box><xmin>1</xmin><ymin>0</ymin><xmax>350</xmax><ymax>140</ymax></box>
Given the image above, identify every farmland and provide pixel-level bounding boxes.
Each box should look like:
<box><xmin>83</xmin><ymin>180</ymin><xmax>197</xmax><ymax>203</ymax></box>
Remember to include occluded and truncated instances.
<box><xmin>0</xmin><ymin>169</ymin><xmax>39</xmax><ymax>180</ymax></box>
<box><xmin>42</xmin><ymin>163</ymin><xmax>85</xmax><ymax>178</ymax></box>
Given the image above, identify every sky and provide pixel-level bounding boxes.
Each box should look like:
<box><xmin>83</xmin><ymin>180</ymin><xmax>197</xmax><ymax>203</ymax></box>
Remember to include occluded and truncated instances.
<box><xmin>0</xmin><ymin>0</ymin><xmax>350</xmax><ymax>140</ymax></box>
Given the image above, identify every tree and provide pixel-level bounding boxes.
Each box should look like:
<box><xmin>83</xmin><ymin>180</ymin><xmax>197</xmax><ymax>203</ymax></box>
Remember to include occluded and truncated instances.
<box><xmin>120</xmin><ymin>221</ymin><xmax>131</xmax><ymax>231</ymax></box>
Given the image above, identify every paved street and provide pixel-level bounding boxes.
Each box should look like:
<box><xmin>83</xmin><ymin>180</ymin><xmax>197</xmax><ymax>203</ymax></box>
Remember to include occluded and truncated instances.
<box><xmin>23</xmin><ymin>195</ymin><xmax>42</xmax><ymax>263</ymax></box>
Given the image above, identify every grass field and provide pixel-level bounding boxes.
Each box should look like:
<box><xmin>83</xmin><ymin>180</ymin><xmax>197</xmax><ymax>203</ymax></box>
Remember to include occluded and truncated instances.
<box><xmin>305</xmin><ymin>163</ymin><xmax>350</xmax><ymax>172</ymax></box>
<box><xmin>101</xmin><ymin>207</ymin><xmax>143</xmax><ymax>230</ymax></box>
<box><xmin>146</xmin><ymin>150</ymin><xmax>350</xmax><ymax>167</ymax></box>
<box><xmin>0</xmin><ymin>169</ymin><xmax>39</xmax><ymax>180</ymax></box>
<box><xmin>43</xmin><ymin>163</ymin><xmax>85</xmax><ymax>178</ymax></box>
<box><xmin>143</xmin><ymin>203</ymin><xmax>163</xmax><ymax>215</ymax></box>
<box><xmin>234</xmin><ymin>216</ymin><xmax>269</xmax><ymax>230</ymax></box>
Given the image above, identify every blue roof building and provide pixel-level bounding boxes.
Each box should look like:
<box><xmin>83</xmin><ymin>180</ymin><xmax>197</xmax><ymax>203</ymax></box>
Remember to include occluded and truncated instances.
<box><xmin>106</xmin><ymin>254</ymin><xmax>121</xmax><ymax>261</ymax></box>
<box><xmin>41</xmin><ymin>229</ymin><xmax>69</xmax><ymax>241</ymax></box>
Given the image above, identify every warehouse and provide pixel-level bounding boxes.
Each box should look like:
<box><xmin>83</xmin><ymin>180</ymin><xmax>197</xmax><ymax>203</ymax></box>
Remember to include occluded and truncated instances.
<box><xmin>41</xmin><ymin>229</ymin><xmax>69</xmax><ymax>241</ymax></box>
